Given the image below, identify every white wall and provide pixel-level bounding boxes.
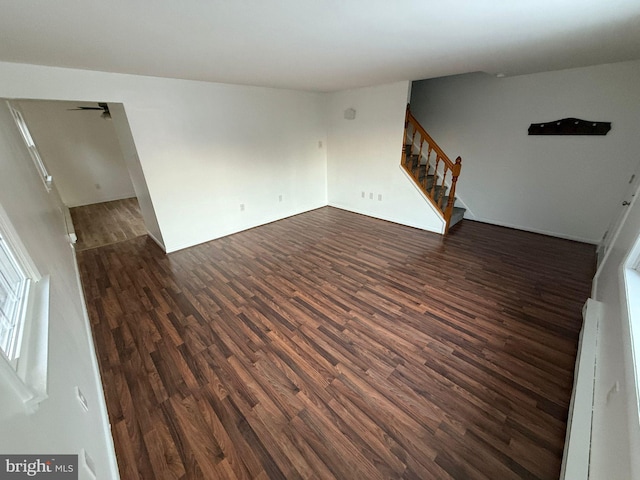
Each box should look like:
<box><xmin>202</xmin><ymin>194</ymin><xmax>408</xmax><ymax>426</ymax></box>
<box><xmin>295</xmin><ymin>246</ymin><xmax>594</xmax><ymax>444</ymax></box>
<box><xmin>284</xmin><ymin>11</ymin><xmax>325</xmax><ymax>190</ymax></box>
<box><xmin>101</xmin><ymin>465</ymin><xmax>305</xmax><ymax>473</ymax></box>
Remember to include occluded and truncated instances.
<box><xmin>0</xmin><ymin>102</ymin><xmax>119</xmax><ymax>478</ymax></box>
<box><xmin>109</xmin><ymin>103</ymin><xmax>165</xmax><ymax>249</ymax></box>
<box><xmin>590</xmin><ymin>162</ymin><xmax>640</xmax><ymax>479</ymax></box>
<box><xmin>16</xmin><ymin>100</ymin><xmax>136</xmax><ymax>207</ymax></box>
<box><xmin>0</xmin><ymin>61</ymin><xmax>328</xmax><ymax>252</ymax></box>
<box><xmin>326</xmin><ymin>81</ymin><xmax>445</xmax><ymax>233</ymax></box>
<box><xmin>410</xmin><ymin>60</ymin><xmax>640</xmax><ymax>243</ymax></box>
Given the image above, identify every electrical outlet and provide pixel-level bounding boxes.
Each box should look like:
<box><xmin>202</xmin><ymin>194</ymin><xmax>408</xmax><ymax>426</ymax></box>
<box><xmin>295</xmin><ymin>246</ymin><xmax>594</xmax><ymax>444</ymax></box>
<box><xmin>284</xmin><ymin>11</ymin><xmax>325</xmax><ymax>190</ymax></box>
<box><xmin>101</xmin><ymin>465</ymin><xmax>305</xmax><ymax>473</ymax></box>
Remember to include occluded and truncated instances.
<box><xmin>378</xmin><ymin>194</ymin><xmax>382</xmax><ymax>201</ymax></box>
<box><xmin>240</xmin><ymin>204</ymin><xmax>245</xmax><ymax>211</ymax></box>
<box><xmin>279</xmin><ymin>195</ymin><xmax>283</xmax><ymax>202</ymax></box>
<box><xmin>361</xmin><ymin>191</ymin><xmax>365</xmax><ymax>198</ymax></box>
<box><xmin>369</xmin><ymin>192</ymin><xmax>373</xmax><ymax>200</ymax></box>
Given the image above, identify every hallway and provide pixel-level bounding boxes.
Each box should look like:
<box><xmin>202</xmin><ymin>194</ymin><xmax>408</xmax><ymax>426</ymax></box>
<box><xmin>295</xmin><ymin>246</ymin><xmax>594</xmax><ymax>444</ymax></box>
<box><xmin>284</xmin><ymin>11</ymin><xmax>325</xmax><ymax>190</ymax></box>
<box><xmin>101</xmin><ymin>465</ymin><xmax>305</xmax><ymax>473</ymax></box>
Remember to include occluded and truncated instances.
<box><xmin>70</xmin><ymin>197</ymin><xmax>146</xmax><ymax>251</ymax></box>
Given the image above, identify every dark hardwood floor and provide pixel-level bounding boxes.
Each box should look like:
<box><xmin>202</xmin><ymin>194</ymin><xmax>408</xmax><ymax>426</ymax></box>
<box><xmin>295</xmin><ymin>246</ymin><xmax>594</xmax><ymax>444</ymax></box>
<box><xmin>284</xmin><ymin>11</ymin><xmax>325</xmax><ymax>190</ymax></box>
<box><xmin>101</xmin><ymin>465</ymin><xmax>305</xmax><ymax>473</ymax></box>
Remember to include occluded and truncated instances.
<box><xmin>71</xmin><ymin>197</ymin><xmax>147</xmax><ymax>251</ymax></box>
<box><xmin>77</xmin><ymin>207</ymin><xmax>596</xmax><ymax>479</ymax></box>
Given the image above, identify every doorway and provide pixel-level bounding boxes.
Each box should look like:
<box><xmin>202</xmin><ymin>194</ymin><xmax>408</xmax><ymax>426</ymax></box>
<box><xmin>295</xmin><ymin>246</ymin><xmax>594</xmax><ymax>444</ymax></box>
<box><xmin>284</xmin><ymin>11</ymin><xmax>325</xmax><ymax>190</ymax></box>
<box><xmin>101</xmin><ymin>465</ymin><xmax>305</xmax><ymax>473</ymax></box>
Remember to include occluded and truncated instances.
<box><xmin>597</xmin><ymin>157</ymin><xmax>640</xmax><ymax>268</ymax></box>
<box><xmin>10</xmin><ymin>99</ymin><xmax>163</xmax><ymax>251</ymax></box>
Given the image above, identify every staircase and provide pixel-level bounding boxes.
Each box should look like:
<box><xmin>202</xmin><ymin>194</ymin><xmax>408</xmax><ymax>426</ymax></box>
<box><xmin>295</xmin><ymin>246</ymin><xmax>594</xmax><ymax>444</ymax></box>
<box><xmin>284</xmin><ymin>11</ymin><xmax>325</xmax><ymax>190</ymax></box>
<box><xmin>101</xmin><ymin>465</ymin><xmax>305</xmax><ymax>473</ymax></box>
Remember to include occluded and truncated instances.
<box><xmin>401</xmin><ymin>105</ymin><xmax>465</xmax><ymax>233</ymax></box>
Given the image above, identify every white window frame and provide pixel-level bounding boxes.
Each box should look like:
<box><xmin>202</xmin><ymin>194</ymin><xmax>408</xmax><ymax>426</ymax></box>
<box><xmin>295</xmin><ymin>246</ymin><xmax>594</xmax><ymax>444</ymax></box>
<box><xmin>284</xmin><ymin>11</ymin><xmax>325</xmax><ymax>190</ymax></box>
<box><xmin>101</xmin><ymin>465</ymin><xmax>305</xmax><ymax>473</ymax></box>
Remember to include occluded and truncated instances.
<box><xmin>6</xmin><ymin>102</ymin><xmax>52</xmax><ymax>191</ymax></box>
<box><xmin>0</xmin><ymin>203</ymin><xmax>49</xmax><ymax>412</ymax></box>
<box><xmin>624</xmin><ymin>231</ymin><xmax>640</xmax><ymax>422</ymax></box>
<box><xmin>0</xmin><ymin>233</ymin><xmax>31</xmax><ymax>363</ymax></box>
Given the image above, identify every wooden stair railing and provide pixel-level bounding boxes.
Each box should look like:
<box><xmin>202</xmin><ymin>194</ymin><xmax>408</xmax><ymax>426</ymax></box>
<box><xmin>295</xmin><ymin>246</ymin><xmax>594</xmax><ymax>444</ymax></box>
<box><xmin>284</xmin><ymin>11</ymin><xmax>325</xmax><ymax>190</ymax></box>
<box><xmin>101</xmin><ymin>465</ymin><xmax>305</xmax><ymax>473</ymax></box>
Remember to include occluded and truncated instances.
<box><xmin>401</xmin><ymin>105</ymin><xmax>462</xmax><ymax>233</ymax></box>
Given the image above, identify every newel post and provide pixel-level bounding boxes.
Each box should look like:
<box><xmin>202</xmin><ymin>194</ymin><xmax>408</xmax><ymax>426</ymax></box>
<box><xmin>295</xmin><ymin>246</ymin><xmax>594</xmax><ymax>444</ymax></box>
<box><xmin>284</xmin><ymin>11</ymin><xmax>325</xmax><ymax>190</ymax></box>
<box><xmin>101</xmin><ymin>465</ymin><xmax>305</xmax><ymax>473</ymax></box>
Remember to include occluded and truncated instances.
<box><xmin>444</xmin><ymin>156</ymin><xmax>462</xmax><ymax>233</ymax></box>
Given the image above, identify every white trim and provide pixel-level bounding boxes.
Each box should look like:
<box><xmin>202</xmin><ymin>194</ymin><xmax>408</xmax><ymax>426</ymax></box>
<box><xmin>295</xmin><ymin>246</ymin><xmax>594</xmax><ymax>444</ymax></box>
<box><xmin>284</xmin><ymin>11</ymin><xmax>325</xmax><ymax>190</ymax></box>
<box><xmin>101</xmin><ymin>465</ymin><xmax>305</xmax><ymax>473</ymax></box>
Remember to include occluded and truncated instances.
<box><xmin>164</xmin><ymin>204</ymin><xmax>326</xmax><ymax>253</ymax></box>
<box><xmin>0</xmin><ymin>202</ymin><xmax>49</xmax><ymax>412</ymax></box>
<box><xmin>0</xmin><ymin>349</ymin><xmax>36</xmax><ymax>405</ymax></box>
<box><xmin>399</xmin><ymin>165</ymin><xmax>447</xmax><ymax>234</ymax></box>
<box><xmin>469</xmin><ymin>216</ymin><xmax>598</xmax><ymax>244</ymax></box>
<box><xmin>6</xmin><ymin>101</ymin><xmax>52</xmax><ymax>192</ymax></box>
<box><xmin>146</xmin><ymin>231</ymin><xmax>166</xmax><ymax>252</ymax></box>
<box><xmin>625</xmin><ymin>268</ymin><xmax>640</xmax><ymax>420</ymax></box>
<box><xmin>328</xmin><ymin>202</ymin><xmax>445</xmax><ymax>235</ymax></box>
<box><xmin>0</xmin><ymin>204</ymin><xmax>41</xmax><ymax>280</ymax></box>
<box><xmin>70</xmin><ymin>244</ymin><xmax>121</xmax><ymax>479</ymax></box>
<box><xmin>66</xmin><ymin>194</ymin><xmax>139</xmax><ymax>209</ymax></box>
<box><xmin>0</xmin><ymin>276</ymin><xmax>50</xmax><ymax>413</ymax></box>
<box><xmin>622</xmin><ymin>230</ymin><xmax>640</xmax><ymax>424</ymax></box>
<box><xmin>593</xmin><ymin>170</ymin><xmax>640</xmax><ymax>296</ymax></box>
<box><xmin>561</xmin><ymin>298</ymin><xmax>600</xmax><ymax>480</ymax></box>
<box><xmin>15</xmin><ymin>276</ymin><xmax>50</xmax><ymax>411</ymax></box>
<box><xmin>6</xmin><ymin>277</ymin><xmax>31</xmax><ymax>363</ymax></box>
<box><xmin>61</xmin><ymin>205</ymin><xmax>77</xmax><ymax>244</ymax></box>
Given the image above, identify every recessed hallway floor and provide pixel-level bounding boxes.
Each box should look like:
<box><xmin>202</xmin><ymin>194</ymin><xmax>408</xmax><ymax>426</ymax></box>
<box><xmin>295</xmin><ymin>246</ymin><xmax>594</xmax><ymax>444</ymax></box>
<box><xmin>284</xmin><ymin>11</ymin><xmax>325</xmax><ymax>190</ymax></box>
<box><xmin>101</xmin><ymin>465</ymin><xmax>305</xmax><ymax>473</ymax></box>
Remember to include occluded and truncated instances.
<box><xmin>77</xmin><ymin>207</ymin><xmax>595</xmax><ymax>479</ymax></box>
<box><xmin>70</xmin><ymin>197</ymin><xmax>146</xmax><ymax>251</ymax></box>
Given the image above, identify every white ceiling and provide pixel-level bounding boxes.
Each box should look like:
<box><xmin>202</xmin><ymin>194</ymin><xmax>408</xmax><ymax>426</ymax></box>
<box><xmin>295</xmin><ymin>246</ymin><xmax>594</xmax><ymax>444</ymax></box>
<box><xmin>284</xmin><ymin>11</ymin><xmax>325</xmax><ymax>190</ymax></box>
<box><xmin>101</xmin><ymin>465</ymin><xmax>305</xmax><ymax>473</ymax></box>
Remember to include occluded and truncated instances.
<box><xmin>1</xmin><ymin>0</ymin><xmax>639</xmax><ymax>92</ymax></box>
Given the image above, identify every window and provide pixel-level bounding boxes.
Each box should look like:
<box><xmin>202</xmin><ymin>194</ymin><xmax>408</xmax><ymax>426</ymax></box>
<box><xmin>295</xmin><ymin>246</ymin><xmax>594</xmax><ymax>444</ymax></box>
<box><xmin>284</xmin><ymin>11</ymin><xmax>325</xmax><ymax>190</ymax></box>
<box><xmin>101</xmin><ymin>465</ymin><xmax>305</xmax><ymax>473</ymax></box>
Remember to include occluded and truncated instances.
<box><xmin>7</xmin><ymin>102</ymin><xmax>52</xmax><ymax>190</ymax></box>
<box><xmin>624</xmin><ymin>231</ymin><xmax>640</xmax><ymax>421</ymax></box>
<box><xmin>0</xmin><ymin>232</ymin><xmax>30</xmax><ymax>362</ymax></box>
<box><xmin>0</xmin><ymin>203</ymin><xmax>49</xmax><ymax>412</ymax></box>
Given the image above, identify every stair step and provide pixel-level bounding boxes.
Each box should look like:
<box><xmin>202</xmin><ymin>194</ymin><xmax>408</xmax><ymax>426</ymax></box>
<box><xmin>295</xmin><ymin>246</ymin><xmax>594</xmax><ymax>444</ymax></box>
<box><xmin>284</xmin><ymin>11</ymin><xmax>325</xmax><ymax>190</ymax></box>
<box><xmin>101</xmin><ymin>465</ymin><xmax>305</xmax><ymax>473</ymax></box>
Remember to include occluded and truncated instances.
<box><xmin>404</xmin><ymin>116</ymin><xmax>464</xmax><ymax>234</ymax></box>
<box><xmin>439</xmin><ymin>195</ymin><xmax>454</xmax><ymax>207</ymax></box>
<box><xmin>432</xmin><ymin>193</ymin><xmax>457</xmax><ymax>210</ymax></box>
<box><xmin>408</xmin><ymin>156</ymin><xmax>421</xmax><ymax>169</ymax></box>
<box><xmin>416</xmin><ymin>165</ymin><xmax>431</xmax><ymax>176</ymax></box>
<box><xmin>449</xmin><ymin>207</ymin><xmax>466</xmax><ymax>229</ymax></box>
<box><xmin>430</xmin><ymin>185</ymin><xmax>448</xmax><ymax>200</ymax></box>
<box><xmin>422</xmin><ymin>176</ymin><xmax>437</xmax><ymax>190</ymax></box>
<box><xmin>404</xmin><ymin>148</ymin><xmax>464</xmax><ymax>228</ymax></box>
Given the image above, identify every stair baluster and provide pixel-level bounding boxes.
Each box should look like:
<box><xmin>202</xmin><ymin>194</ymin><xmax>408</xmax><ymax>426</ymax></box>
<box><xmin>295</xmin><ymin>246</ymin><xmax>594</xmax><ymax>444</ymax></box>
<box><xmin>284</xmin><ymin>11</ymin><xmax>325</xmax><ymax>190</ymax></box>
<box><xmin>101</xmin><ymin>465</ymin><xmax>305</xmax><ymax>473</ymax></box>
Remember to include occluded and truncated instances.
<box><xmin>430</xmin><ymin>156</ymin><xmax>440</xmax><ymax>198</ymax></box>
<box><xmin>400</xmin><ymin>104</ymin><xmax>464</xmax><ymax>233</ymax></box>
<box><xmin>424</xmin><ymin>145</ymin><xmax>433</xmax><ymax>192</ymax></box>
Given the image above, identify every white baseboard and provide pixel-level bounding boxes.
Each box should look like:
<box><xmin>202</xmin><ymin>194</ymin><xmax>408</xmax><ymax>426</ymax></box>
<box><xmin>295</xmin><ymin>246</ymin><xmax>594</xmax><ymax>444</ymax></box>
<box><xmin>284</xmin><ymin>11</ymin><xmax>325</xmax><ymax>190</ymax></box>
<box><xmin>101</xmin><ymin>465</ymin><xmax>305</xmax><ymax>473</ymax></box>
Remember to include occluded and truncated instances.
<box><xmin>70</xmin><ymin>245</ymin><xmax>121</xmax><ymax>480</ymax></box>
<box><xmin>164</xmin><ymin>204</ymin><xmax>326</xmax><ymax>253</ymax></box>
<box><xmin>146</xmin><ymin>231</ymin><xmax>166</xmax><ymax>252</ymax></box>
<box><xmin>67</xmin><ymin>194</ymin><xmax>137</xmax><ymax>208</ymax></box>
<box><xmin>469</xmin><ymin>216</ymin><xmax>598</xmax><ymax>244</ymax></box>
<box><xmin>328</xmin><ymin>202</ymin><xmax>444</xmax><ymax>234</ymax></box>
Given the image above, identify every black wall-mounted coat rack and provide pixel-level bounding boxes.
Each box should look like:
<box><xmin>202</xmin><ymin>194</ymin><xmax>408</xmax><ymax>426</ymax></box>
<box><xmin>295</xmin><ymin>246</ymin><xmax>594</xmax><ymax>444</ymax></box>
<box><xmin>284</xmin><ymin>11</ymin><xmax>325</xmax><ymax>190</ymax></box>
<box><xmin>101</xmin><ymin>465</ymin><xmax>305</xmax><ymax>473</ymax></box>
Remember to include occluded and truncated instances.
<box><xmin>528</xmin><ymin>118</ymin><xmax>611</xmax><ymax>136</ymax></box>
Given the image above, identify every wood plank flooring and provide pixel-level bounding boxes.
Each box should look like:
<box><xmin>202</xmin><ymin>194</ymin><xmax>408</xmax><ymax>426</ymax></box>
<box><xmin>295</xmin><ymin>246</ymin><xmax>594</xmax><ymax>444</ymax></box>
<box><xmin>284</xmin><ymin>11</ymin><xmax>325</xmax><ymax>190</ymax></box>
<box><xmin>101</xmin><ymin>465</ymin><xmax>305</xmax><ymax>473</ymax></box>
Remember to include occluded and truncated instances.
<box><xmin>71</xmin><ymin>197</ymin><xmax>147</xmax><ymax>251</ymax></box>
<box><xmin>77</xmin><ymin>207</ymin><xmax>596</xmax><ymax>479</ymax></box>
